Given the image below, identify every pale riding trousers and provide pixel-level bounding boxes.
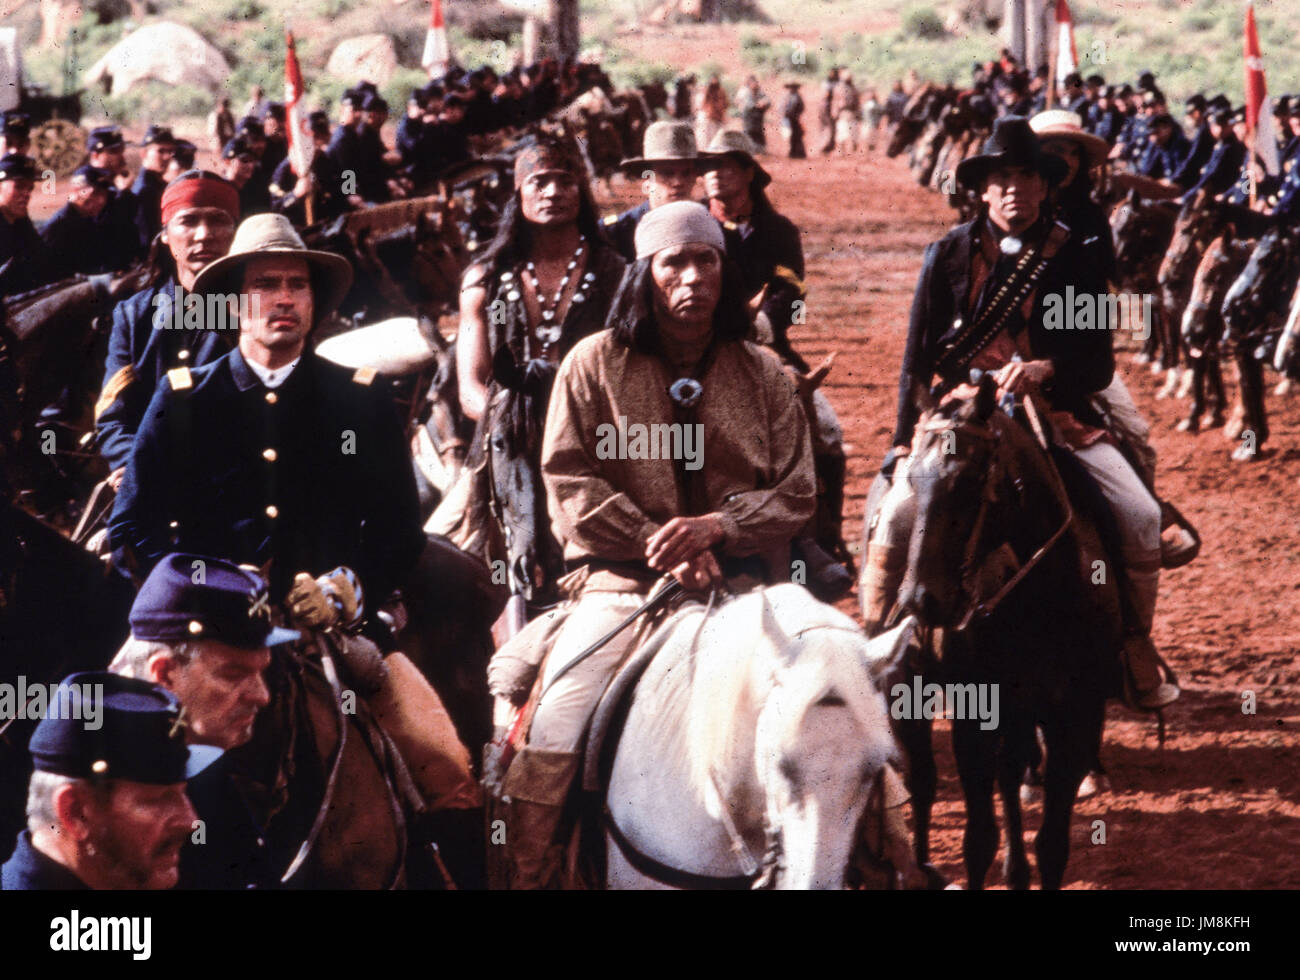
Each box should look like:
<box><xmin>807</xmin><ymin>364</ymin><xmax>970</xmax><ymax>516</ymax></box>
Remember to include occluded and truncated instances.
<box><xmin>874</xmin><ymin>438</ymin><xmax>1162</xmax><ymax>571</ymax></box>
<box><xmin>527</xmin><ymin>589</ymin><xmax>653</xmax><ymax>754</ymax></box>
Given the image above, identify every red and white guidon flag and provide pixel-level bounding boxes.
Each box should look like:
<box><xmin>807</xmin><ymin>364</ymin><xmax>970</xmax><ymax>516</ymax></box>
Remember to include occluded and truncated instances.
<box><xmin>1054</xmin><ymin>0</ymin><xmax>1078</xmax><ymax>87</ymax></box>
<box><xmin>421</xmin><ymin>0</ymin><xmax>451</xmax><ymax>77</ymax></box>
<box><xmin>1245</xmin><ymin>2</ymin><xmax>1280</xmax><ymax>175</ymax></box>
<box><xmin>285</xmin><ymin>29</ymin><xmax>312</xmax><ymax>179</ymax></box>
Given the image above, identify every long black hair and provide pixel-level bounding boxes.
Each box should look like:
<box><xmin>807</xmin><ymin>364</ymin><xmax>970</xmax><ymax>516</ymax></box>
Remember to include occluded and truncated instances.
<box><xmin>471</xmin><ymin>140</ymin><xmax>609</xmax><ymax>279</ymax></box>
<box><xmin>607</xmin><ymin>251</ymin><xmax>753</xmax><ymax>354</ymax></box>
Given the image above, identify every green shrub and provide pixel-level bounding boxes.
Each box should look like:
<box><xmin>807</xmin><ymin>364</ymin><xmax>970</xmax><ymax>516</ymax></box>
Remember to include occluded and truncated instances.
<box><xmin>901</xmin><ymin>6</ymin><xmax>946</xmax><ymax>41</ymax></box>
<box><xmin>101</xmin><ymin>82</ymin><xmax>215</xmax><ymax>124</ymax></box>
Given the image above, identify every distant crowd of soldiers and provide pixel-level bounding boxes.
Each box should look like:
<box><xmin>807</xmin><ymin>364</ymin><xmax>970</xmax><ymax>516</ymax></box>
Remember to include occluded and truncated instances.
<box><xmin>0</xmin><ymin>58</ymin><xmax>617</xmax><ymax>299</ymax></box>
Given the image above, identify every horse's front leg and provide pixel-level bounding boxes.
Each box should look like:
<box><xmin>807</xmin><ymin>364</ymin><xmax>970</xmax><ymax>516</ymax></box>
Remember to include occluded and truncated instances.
<box><xmin>952</xmin><ymin>719</ymin><xmax>998</xmax><ymax>890</ymax></box>
<box><xmin>996</xmin><ymin>718</ymin><xmax>1033</xmax><ymax>890</ymax></box>
<box><xmin>893</xmin><ymin>712</ymin><xmax>936</xmax><ymax>869</ymax></box>
<box><xmin>1035</xmin><ymin>708</ymin><xmax>1099</xmax><ymax>889</ymax></box>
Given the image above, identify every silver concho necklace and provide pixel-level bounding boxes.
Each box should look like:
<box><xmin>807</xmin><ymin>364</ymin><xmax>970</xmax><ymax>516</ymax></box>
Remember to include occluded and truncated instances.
<box><xmin>523</xmin><ymin>236</ymin><xmax>586</xmax><ymax>349</ymax></box>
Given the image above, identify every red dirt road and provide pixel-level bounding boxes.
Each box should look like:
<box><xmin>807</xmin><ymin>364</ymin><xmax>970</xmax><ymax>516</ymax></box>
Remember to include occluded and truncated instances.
<box><xmin>603</xmin><ymin>143</ymin><xmax>1300</xmax><ymax>889</ymax></box>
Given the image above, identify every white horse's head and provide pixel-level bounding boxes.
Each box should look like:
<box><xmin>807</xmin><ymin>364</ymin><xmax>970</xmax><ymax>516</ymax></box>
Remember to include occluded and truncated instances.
<box><xmin>750</xmin><ymin>590</ymin><xmax>916</xmax><ymax>889</ymax></box>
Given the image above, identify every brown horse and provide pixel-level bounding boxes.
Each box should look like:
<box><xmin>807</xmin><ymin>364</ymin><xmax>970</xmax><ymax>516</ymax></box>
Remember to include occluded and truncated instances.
<box><xmin>232</xmin><ymin>636</ymin><xmax>412</xmax><ymax>889</ymax></box>
<box><xmin>1110</xmin><ymin>193</ymin><xmax>1177</xmax><ymax>366</ymax></box>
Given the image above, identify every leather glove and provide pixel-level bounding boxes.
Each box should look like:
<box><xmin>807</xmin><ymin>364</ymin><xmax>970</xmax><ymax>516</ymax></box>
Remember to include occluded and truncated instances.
<box><xmin>287</xmin><ymin>567</ymin><xmax>362</xmax><ymax>632</ymax></box>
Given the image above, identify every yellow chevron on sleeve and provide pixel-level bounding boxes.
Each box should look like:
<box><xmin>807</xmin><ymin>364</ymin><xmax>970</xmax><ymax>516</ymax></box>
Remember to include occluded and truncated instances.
<box><xmin>94</xmin><ymin>364</ymin><xmax>136</xmax><ymax>421</ymax></box>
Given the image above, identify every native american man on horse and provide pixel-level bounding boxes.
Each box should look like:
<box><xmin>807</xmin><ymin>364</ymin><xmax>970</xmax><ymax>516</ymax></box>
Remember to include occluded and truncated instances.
<box><xmin>488</xmin><ymin>201</ymin><xmax>915</xmax><ymax>888</ymax></box>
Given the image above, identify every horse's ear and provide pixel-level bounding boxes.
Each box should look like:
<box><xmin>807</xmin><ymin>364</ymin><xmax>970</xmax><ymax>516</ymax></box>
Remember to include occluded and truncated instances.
<box><xmin>864</xmin><ymin>616</ymin><xmax>918</xmax><ymax>687</ymax></box>
<box><xmin>755</xmin><ymin>591</ymin><xmax>796</xmax><ymax>665</ymax></box>
<box><xmin>974</xmin><ymin>373</ymin><xmax>997</xmax><ymax>422</ymax></box>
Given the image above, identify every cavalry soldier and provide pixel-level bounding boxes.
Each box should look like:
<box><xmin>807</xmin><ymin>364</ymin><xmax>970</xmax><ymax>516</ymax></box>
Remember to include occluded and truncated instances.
<box><xmin>107</xmin><ymin>212</ymin><xmax>425</xmax><ymax>627</ymax></box>
<box><xmin>87</xmin><ymin>126</ymin><xmax>141</xmax><ymax>267</ymax></box>
<box><xmin>260</xmin><ymin>103</ymin><xmax>289</xmax><ymax>180</ymax></box>
<box><xmin>0</xmin><ymin>672</ymin><xmax>220</xmax><ymax>890</ymax></box>
<box><xmin>39</xmin><ymin>165</ymin><xmax>115</xmax><ymax>281</ymax></box>
<box><xmin>862</xmin><ymin>116</ymin><xmax>1179</xmax><ymax>711</ymax></box>
<box><xmin>1176</xmin><ymin>106</ymin><xmax>1247</xmax><ymax>205</ymax></box>
<box><xmin>501</xmin><ymin>201</ymin><xmax>817</xmax><ymax>888</ymax></box>
<box><xmin>270</xmin><ymin>110</ymin><xmax>347</xmax><ymax>226</ymax></box>
<box><xmin>219</xmin><ymin>135</ymin><xmax>268</xmax><ymax>217</ymax></box>
<box><xmin>0</xmin><ymin>153</ymin><xmax>53</xmax><ymax>297</ymax></box>
<box><xmin>110</xmin><ymin>554</ymin><xmax>297</xmax><ymax>889</ymax></box>
<box><xmin>356</xmin><ymin>93</ymin><xmax>402</xmax><ymax>204</ymax></box>
<box><xmin>601</xmin><ymin>120</ymin><xmax>704</xmax><ymax>262</ymax></box>
<box><xmin>1030</xmin><ymin>111</ymin><xmax>1115</xmax><ymax>282</ymax></box>
<box><xmin>233</xmin><ymin>119</ymin><xmax>274</xmax><ymax>215</ymax></box>
<box><xmin>168</xmin><ymin>139</ymin><xmax>198</xmax><ymax>179</ymax></box>
<box><xmin>1133</xmin><ymin>112</ymin><xmax>1190</xmax><ymax>184</ymax></box>
<box><xmin>95</xmin><ymin>170</ymin><xmax>241</xmax><ymax>483</ymax></box>
<box><xmin>431</xmin><ymin>136</ymin><xmax>625</xmax><ymax>595</ymax></box>
<box><xmin>130</xmin><ymin>124</ymin><xmax>176</xmax><ymax>252</ymax></box>
<box><xmin>1168</xmin><ymin>95</ymin><xmax>1214</xmax><ymax>189</ymax></box>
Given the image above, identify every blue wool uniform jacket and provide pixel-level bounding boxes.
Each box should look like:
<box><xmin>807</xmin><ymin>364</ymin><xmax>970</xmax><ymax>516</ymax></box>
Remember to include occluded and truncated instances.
<box><xmin>1135</xmin><ymin>131</ymin><xmax>1190</xmax><ymax>181</ymax></box>
<box><xmin>1</xmin><ymin>831</ymin><xmax>89</xmax><ymax>890</ymax></box>
<box><xmin>602</xmin><ymin>200</ymin><xmax>649</xmax><ymax>263</ymax></box>
<box><xmin>893</xmin><ymin>216</ymin><xmax>1113</xmax><ymax>448</ymax></box>
<box><xmin>176</xmin><ymin>753</ymin><xmax>277</xmax><ymax>890</ymax></box>
<box><xmin>96</xmin><ymin>277</ymin><xmax>234</xmax><ymax>472</ymax></box>
<box><xmin>40</xmin><ymin>204</ymin><xmax>115</xmax><ymax>279</ymax></box>
<box><xmin>1178</xmin><ymin>137</ymin><xmax>1248</xmax><ymax>204</ymax></box>
<box><xmin>0</xmin><ymin>213</ymin><xmax>53</xmax><ymax>296</ymax></box>
<box><xmin>1168</xmin><ymin>122</ymin><xmax>1215</xmax><ymax>189</ymax></box>
<box><xmin>108</xmin><ymin>347</ymin><xmax>424</xmax><ymax>604</ymax></box>
<box><xmin>130</xmin><ymin>168</ymin><xmax>167</xmax><ymax>252</ymax></box>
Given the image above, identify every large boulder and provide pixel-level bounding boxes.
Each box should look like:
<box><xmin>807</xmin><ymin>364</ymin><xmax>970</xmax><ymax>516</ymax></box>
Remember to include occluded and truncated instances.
<box><xmin>83</xmin><ymin>22</ymin><xmax>230</xmax><ymax>95</ymax></box>
<box><xmin>326</xmin><ymin>34</ymin><xmax>399</xmax><ymax>87</ymax></box>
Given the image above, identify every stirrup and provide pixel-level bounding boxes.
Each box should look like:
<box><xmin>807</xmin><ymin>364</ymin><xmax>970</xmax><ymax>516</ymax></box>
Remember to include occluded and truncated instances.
<box><xmin>1158</xmin><ymin>500</ymin><xmax>1200</xmax><ymax>569</ymax></box>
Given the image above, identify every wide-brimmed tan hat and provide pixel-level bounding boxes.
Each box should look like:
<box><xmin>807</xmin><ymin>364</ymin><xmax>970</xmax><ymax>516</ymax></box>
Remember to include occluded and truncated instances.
<box><xmin>191</xmin><ymin>212</ymin><xmax>353</xmax><ymax>321</ymax></box>
<box><xmin>1029</xmin><ymin>110</ymin><xmax>1110</xmax><ymax>169</ymax></box>
<box><xmin>700</xmin><ymin>130</ymin><xmax>772</xmax><ymax>189</ymax></box>
<box><xmin>620</xmin><ymin>120</ymin><xmax>703</xmax><ymax>172</ymax></box>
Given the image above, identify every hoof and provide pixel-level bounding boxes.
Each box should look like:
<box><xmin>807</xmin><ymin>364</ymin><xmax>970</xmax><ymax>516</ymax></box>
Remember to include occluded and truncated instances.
<box><xmin>1150</xmin><ymin>360</ymin><xmax>1165</xmax><ymax>376</ymax></box>
<box><xmin>1230</xmin><ymin>442</ymin><xmax>1260</xmax><ymax>462</ymax></box>
<box><xmin>1223</xmin><ymin>416</ymin><xmax>1245</xmax><ymax>441</ymax></box>
<box><xmin>1203</xmin><ymin>411</ymin><xmax>1225</xmax><ymax>429</ymax></box>
<box><xmin>1275</xmin><ymin>378</ymin><xmax>1293</xmax><ymax>398</ymax></box>
<box><xmin>1077</xmin><ymin>771</ymin><xmax>1112</xmax><ymax>799</ymax></box>
<box><xmin>1174</xmin><ymin>416</ymin><xmax>1198</xmax><ymax>433</ymax></box>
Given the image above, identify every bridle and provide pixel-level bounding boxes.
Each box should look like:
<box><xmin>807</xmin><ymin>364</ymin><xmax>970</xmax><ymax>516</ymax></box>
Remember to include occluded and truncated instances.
<box><xmin>917</xmin><ymin>402</ymin><xmax>1073</xmax><ymax>632</ymax></box>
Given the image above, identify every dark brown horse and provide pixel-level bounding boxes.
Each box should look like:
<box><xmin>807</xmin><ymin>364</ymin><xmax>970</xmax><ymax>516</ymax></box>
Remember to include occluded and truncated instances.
<box><xmin>1220</xmin><ymin>224</ymin><xmax>1300</xmax><ymax>458</ymax></box>
<box><xmin>1110</xmin><ymin>193</ymin><xmax>1178</xmax><ymax>367</ymax></box>
<box><xmin>226</xmin><ymin>635</ymin><xmax>413</xmax><ymax>889</ymax></box>
<box><xmin>891</xmin><ymin>380</ymin><xmax>1123</xmax><ymax>889</ymax></box>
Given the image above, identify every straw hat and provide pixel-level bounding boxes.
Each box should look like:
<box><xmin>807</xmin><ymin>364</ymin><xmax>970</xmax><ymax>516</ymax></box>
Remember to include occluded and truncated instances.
<box><xmin>1029</xmin><ymin>110</ymin><xmax>1110</xmax><ymax>169</ymax></box>
<box><xmin>191</xmin><ymin>213</ymin><xmax>353</xmax><ymax>322</ymax></box>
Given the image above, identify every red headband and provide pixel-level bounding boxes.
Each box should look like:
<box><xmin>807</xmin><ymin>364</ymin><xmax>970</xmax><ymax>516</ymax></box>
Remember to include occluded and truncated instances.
<box><xmin>160</xmin><ymin>173</ymin><xmax>240</xmax><ymax>227</ymax></box>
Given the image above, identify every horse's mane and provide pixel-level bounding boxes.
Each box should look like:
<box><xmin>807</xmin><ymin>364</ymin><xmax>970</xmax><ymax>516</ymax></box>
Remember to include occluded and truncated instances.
<box><xmin>672</xmin><ymin>586</ymin><xmax>895</xmax><ymax>800</ymax></box>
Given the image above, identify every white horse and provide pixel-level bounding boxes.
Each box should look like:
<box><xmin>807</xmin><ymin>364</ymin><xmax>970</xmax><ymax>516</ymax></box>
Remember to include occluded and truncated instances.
<box><xmin>602</xmin><ymin>584</ymin><xmax>919</xmax><ymax>890</ymax></box>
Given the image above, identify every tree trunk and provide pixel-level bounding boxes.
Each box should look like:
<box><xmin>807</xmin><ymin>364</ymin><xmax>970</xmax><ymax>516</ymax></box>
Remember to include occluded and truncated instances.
<box><xmin>551</xmin><ymin>0</ymin><xmax>579</xmax><ymax>63</ymax></box>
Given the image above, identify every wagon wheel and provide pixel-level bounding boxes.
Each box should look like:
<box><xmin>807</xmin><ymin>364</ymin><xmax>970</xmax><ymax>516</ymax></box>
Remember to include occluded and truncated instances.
<box><xmin>32</xmin><ymin>120</ymin><xmax>87</xmax><ymax>178</ymax></box>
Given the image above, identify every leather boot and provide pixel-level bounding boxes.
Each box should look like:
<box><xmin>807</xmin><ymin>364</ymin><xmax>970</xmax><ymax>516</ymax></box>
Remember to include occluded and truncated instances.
<box><xmin>860</xmin><ymin>541</ymin><xmax>908</xmax><ymax>637</ymax></box>
<box><xmin>500</xmin><ymin>747</ymin><xmax>581</xmax><ymax>890</ymax></box>
<box><xmin>1121</xmin><ymin>566</ymin><xmax>1180</xmax><ymax>710</ymax></box>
